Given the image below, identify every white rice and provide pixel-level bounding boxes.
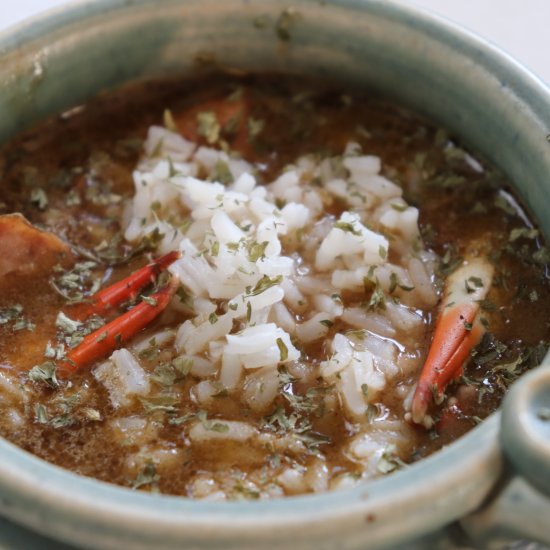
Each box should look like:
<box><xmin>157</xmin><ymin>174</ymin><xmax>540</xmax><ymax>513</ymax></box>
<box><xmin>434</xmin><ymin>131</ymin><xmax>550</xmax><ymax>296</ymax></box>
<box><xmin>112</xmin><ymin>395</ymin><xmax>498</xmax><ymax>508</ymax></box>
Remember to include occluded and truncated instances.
<box><xmin>94</xmin><ymin>349</ymin><xmax>150</xmax><ymax>408</ymax></box>
<box><xmin>93</xmin><ymin>124</ymin><xmax>441</xmax><ymax>498</ymax></box>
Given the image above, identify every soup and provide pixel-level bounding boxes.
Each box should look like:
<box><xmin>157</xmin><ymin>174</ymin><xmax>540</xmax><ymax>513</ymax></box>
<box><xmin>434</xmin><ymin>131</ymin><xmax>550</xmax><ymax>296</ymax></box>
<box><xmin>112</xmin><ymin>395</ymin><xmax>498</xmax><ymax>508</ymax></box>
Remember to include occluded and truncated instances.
<box><xmin>0</xmin><ymin>75</ymin><xmax>548</xmax><ymax>499</ymax></box>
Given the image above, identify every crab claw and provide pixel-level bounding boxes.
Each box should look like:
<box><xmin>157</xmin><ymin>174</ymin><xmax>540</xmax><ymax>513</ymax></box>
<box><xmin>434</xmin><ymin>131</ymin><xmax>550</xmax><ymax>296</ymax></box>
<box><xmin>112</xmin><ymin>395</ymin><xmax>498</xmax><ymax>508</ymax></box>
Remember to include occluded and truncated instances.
<box><xmin>59</xmin><ymin>277</ymin><xmax>179</xmax><ymax>375</ymax></box>
<box><xmin>411</xmin><ymin>258</ymin><xmax>494</xmax><ymax>425</ymax></box>
<box><xmin>71</xmin><ymin>250</ymin><xmax>180</xmax><ymax>319</ymax></box>
<box><xmin>58</xmin><ymin>251</ymin><xmax>181</xmax><ymax>375</ymax></box>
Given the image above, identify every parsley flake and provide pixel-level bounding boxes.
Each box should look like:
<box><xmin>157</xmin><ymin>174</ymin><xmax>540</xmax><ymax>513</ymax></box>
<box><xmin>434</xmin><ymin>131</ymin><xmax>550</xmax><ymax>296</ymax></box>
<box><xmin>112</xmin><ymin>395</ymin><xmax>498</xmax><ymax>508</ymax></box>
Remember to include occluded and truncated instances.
<box><xmin>30</xmin><ymin>188</ymin><xmax>48</xmax><ymax>210</ymax></box>
<box><xmin>132</xmin><ymin>461</ymin><xmax>160</xmax><ymax>490</ymax></box>
<box><xmin>334</xmin><ymin>221</ymin><xmax>361</xmax><ymax>236</ymax></box>
<box><xmin>247</xmin><ymin>275</ymin><xmax>283</xmax><ymax>296</ymax></box>
<box><xmin>141</xmin><ymin>295</ymin><xmax>158</xmax><ymax>307</ymax></box>
<box><xmin>197</xmin><ymin>111</ymin><xmax>220</xmax><ymax>144</ymax></box>
<box><xmin>247</xmin><ymin>117</ymin><xmax>265</xmax><ymax>140</ymax></box>
<box><xmin>276</xmin><ymin>337</ymin><xmax>288</xmax><ymax>362</ymax></box>
<box><xmin>163</xmin><ymin>109</ymin><xmax>178</xmax><ymax>132</ymax></box>
<box><xmin>29</xmin><ymin>361</ymin><xmax>58</xmax><ymax>387</ymax></box>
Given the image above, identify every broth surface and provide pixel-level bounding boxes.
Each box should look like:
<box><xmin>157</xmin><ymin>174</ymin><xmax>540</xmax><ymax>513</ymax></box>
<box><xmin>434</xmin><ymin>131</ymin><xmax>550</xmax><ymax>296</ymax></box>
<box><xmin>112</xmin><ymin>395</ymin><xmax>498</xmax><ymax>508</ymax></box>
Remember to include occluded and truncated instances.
<box><xmin>0</xmin><ymin>75</ymin><xmax>548</xmax><ymax>497</ymax></box>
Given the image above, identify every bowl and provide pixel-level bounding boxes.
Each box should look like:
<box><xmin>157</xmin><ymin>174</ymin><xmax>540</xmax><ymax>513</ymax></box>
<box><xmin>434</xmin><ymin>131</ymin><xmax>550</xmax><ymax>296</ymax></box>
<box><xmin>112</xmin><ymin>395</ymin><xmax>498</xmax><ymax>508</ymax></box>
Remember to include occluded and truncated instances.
<box><xmin>0</xmin><ymin>1</ymin><xmax>549</xmax><ymax>548</ymax></box>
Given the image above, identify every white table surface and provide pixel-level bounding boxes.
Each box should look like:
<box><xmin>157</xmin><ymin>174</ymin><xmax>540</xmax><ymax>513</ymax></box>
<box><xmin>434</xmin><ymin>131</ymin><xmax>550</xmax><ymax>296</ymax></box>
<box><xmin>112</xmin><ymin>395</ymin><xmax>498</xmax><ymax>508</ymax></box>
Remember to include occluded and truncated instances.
<box><xmin>0</xmin><ymin>0</ymin><xmax>549</xmax><ymax>87</ymax></box>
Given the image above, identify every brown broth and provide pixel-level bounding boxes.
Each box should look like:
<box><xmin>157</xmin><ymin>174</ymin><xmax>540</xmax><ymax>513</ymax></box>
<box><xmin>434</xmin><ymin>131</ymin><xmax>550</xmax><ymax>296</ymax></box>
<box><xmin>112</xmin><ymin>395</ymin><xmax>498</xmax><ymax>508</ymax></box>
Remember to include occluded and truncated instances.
<box><xmin>0</xmin><ymin>74</ymin><xmax>548</xmax><ymax>496</ymax></box>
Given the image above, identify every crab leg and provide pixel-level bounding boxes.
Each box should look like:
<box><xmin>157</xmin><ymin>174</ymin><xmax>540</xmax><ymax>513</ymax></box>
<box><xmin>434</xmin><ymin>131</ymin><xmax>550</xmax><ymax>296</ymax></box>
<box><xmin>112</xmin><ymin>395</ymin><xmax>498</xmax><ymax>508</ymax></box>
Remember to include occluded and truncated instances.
<box><xmin>411</xmin><ymin>258</ymin><xmax>494</xmax><ymax>425</ymax></box>
<box><xmin>72</xmin><ymin>250</ymin><xmax>180</xmax><ymax>319</ymax></box>
<box><xmin>59</xmin><ymin>277</ymin><xmax>179</xmax><ymax>374</ymax></box>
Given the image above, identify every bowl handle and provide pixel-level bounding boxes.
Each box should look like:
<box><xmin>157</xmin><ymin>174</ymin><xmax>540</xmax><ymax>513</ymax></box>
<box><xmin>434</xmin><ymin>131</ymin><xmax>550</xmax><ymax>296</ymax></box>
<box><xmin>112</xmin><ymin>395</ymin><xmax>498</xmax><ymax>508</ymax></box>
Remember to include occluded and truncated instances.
<box><xmin>460</xmin><ymin>365</ymin><xmax>550</xmax><ymax>547</ymax></box>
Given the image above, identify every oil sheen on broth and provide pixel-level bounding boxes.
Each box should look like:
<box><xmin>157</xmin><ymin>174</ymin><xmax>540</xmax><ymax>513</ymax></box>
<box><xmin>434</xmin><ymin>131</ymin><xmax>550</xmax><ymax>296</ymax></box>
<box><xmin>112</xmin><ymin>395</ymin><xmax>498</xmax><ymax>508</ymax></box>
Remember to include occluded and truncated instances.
<box><xmin>0</xmin><ymin>75</ymin><xmax>548</xmax><ymax>499</ymax></box>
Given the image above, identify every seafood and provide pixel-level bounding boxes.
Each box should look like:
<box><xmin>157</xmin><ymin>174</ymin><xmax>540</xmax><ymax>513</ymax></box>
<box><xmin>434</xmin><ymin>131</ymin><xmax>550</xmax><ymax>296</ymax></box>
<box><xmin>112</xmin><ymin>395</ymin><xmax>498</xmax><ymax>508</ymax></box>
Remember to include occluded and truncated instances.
<box><xmin>411</xmin><ymin>258</ymin><xmax>494</xmax><ymax>426</ymax></box>
<box><xmin>60</xmin><ymin>254</ymin><xmax>180</xmax><ymax>374</ymax></box>
<box><xmin>0</xmin><ymin>214</ymin><xmax>71</xmax><ymax>279</ymax></box>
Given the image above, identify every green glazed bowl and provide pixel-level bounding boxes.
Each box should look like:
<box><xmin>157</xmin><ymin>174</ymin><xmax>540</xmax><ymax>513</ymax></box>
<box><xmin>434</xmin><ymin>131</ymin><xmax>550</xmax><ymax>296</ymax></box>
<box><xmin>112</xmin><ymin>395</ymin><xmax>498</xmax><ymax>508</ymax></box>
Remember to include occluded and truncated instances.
<box><xmin>0</xmin><ymin>1</ymin><xmax>549</xmax><ymax>548</ymax></box>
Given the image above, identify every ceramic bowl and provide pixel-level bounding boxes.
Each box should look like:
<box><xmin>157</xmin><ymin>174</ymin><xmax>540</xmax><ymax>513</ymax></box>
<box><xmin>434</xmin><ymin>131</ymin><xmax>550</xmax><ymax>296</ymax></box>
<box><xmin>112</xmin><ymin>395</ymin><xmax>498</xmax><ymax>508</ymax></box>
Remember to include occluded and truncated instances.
<box><xmin>0</xmin><ymin>1</ymin><xmax>549</xmax><ymax>548</ymax></box>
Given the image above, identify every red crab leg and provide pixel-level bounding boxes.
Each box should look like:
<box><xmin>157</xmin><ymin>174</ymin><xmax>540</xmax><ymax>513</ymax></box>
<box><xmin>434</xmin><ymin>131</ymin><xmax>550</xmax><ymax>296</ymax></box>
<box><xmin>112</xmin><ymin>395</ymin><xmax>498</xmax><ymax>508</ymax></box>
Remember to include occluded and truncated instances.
<box><xmin>73</xmin><ymin>250</ymin><xmax>180</xmax><ymax>319</ymax></box>
<box><xmin>59</xmin><ymin>278</ymin><xmax>179</xmax><ymax>374</ymax></box>
<box><xmin>411</xmin><ymin>258</ymin><xmax>493</xmax><ymax>425</ymax></box>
